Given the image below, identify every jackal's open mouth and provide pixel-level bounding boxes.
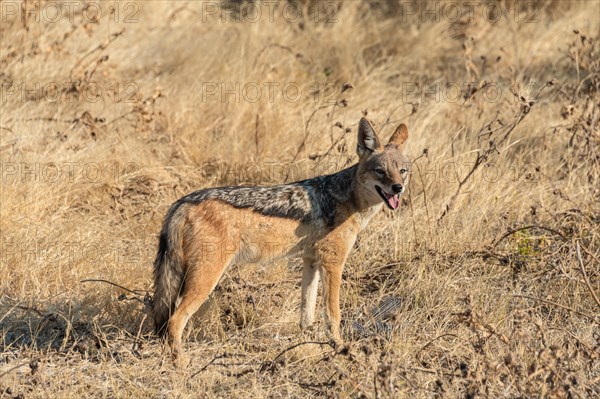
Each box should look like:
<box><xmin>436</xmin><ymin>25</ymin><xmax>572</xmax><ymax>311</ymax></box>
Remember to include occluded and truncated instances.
<box><xmin>375</xmin><ymin>185</ymin><xmax>400</xmax><ymax>210</ymax></box>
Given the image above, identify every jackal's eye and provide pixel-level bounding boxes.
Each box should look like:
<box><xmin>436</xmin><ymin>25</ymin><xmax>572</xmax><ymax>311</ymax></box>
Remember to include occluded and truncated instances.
<box><xmin>400</xmin><ymin>168</ymin><xmax>408</xmax><ymax>174</ymax></box>
<box><xmin>374</xmin><ymin>168</ymin><xmax>385</xmax><ymax>176</ymax></box>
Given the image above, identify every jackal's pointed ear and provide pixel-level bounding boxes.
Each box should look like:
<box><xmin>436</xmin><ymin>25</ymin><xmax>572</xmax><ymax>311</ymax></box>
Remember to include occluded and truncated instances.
<box><xmin>388</xmin><ymin>123</ymin><xmax>409</xmax><ymax>147</ymax></box>
<box><xmin>357</xmin><ymin>118</ymin><xmax>382</xmax><ymax>157</ymax></box>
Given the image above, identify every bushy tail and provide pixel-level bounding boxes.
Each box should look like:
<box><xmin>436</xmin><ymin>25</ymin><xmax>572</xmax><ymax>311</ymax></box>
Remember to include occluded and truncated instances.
<box><xmin>152</xmin><ymin>201</ymin><xmax>188</xmax><ymax>338</ymax></box>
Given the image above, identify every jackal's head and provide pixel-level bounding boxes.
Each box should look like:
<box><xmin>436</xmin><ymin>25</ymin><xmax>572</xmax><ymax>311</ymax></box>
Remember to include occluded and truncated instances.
<box><xmin>356</xmin><ymin>118</ymin><xmax>410</xmax><ymax>210</ymax></box>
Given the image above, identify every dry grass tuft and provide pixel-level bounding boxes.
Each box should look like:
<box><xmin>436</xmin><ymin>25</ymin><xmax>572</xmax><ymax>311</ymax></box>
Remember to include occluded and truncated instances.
<box><xmin>1</xmin><ymin>0</ymin><xmax>599</xmax><ymax>397</ymax></box>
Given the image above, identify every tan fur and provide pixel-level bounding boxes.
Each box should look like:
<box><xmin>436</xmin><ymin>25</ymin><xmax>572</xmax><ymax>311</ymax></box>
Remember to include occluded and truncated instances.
<box><xmin>153</xmin><ymin>119</ymin><xmax>410</xmax><ymax>365</ymax></box>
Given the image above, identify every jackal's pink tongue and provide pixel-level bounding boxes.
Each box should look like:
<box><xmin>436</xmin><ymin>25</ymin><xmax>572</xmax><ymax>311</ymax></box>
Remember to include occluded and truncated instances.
<box><xmin>385</xmin><ymin>192</ymin><xmax>400</xmax><ymax>210</ymax></box>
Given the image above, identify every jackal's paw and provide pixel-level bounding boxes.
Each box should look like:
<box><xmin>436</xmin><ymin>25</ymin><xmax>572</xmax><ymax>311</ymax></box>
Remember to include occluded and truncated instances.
<box><xmin>329</xmin><ymin>337</ymin><xmax>345</xmax><ymax>350</ymax></box>
<box><xmin>327</xmin><ymin>328</ymin><xmax>344</xmax><ymax>349</ymax></box>
<box><xmin>170</xmin><ymin>343</ymin><xmax>189</xmax><ymax>370</ymax></box>
<box><xmin>299</xmin><ymin>318</ymin><xmax>316</xmax><ymax>330</ymax></box>
<box><xmin>173</xmin><ymin>352</ymin><xmax>189</xmax><ymax>370</ymax></box>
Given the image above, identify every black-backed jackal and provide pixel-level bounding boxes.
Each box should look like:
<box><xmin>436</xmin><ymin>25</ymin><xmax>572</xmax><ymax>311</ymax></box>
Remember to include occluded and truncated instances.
<box><xmin>153</xmin><ymin>118</ymin><xmax>410</xmax><ymax>363</ymax></box>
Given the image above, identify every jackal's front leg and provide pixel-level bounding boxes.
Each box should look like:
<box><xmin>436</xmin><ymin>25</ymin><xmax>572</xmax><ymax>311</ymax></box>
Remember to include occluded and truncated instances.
<box><xmin>320</xmin><ymin>263</ymin><xmax>343</xmax><ymax>344</ymax></box>
<box><xmin>315</xmin><ymin>234</ymin><xmax>356</xmax><ymax>346</ymax></box>
<box><xmin>300</xmin><ymin>255</ymin><xmax>320</xmax><ymax>329</ymax></box>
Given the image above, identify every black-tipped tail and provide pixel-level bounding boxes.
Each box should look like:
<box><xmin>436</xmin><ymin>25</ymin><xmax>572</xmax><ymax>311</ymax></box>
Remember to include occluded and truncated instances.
<box><xmin>152</xmin><ymin>201</ymin><xmax>187</xmax><ymax>338</ymax></box>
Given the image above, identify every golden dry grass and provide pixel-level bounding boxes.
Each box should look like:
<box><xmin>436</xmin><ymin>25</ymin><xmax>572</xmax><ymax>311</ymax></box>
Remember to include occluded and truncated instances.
<box><xmin>1</xmin><ymin>0</ymin><xmax>599</xmax><ymax>397</ymax></box>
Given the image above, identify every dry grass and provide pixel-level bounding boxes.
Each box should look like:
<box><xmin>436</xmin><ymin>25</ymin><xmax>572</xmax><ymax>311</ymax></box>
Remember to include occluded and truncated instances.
<box><xmin>1</xmin><ymin>0</ymin><xmax>599</xmax><ymax>397</ymax></box>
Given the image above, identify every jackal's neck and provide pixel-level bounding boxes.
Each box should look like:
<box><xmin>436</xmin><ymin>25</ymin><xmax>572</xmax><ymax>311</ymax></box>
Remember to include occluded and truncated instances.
<box><xmin>316</xmin><ymin>163</ymin><xmax>381</xmax><ymax>214</ymax></box>
<box><xmin>315</xmin><ymin>164</ymin><xmax>358</xmax><ymax>203</ymax></box>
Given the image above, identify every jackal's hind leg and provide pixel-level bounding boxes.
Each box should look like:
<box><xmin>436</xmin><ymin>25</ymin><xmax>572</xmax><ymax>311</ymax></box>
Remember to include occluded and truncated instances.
<box><xmin>167</xmin><ymin>251</ymin><xmax>235</xmax><ymax>366</ymax></box>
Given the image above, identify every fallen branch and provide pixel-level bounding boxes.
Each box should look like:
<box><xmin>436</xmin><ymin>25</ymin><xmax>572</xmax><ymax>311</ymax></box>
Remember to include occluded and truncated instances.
<box><xmin>80</xmin><ymin>279</ymin><xmax>149</xmax><ymax>305</ymax></box>
<box><xmin>260</xmin><ymin>341</ymin><xmax>333</xmax><ymax>373</ymax></box>
<box><xmin>81</xmin><ymin>278</ymin><xmax>146</xmax><ymax>295</ymax></box>
<box><xmin>190</xmin><ymin>352</ymin><xmax>249</xmax><ymax>378</ymax></box>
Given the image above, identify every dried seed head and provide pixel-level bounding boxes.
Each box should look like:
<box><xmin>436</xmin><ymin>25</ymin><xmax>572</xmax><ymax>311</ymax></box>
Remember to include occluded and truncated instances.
<box><xmin>341</xmin><ymin>83</ymin><xmax>353</xmax><ymax>93</ymax></box>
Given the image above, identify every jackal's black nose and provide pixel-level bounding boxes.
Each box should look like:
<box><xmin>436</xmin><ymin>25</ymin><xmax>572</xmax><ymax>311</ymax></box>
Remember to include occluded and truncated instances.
<box><xmin>391</xmin><ymin>184</ymin><xmax>403</xmax><ymax>193</ymax></box>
